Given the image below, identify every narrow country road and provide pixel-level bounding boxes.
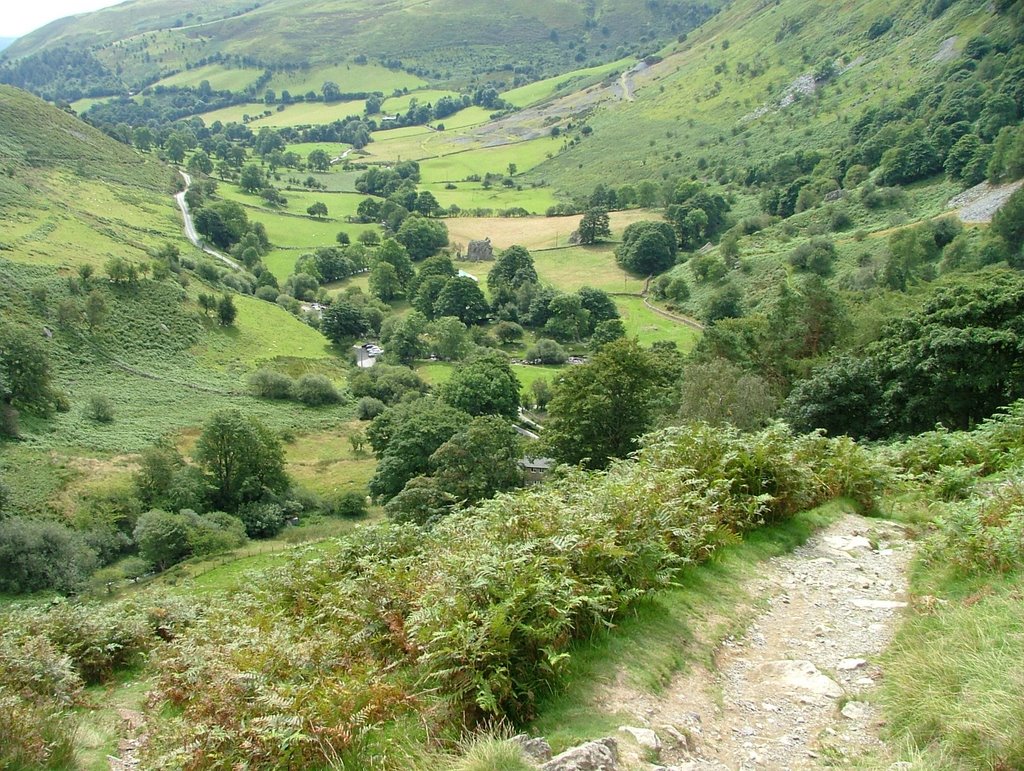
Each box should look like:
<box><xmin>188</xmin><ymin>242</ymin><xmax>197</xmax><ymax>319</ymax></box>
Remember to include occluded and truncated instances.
<box><xmin>175</xmin><ymin>170</ymin><xmax>243</xmax><ymax>271</ymax></box>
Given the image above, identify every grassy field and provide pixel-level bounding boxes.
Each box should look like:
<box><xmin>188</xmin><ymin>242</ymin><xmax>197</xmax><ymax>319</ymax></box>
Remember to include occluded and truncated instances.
<box><xmin>503</xmin><ymin>58</ymin><xmax>632</xmax><ymax>107</ymax></box>
<box><xmin>2</xmin><ymin>172</ymin><xmax>182</xmax><ymax>269</ymax></box>
<box><xmin>446</xmin><ymin>209</ymin><xmax>656</xmax><ymax>252</ymax></box>
<box><xmin>616</xmin><ymin>295</ymin><xmax>701</xmax><ymax>350</ymax></box>
<box><xmin>417</xmin><ymin>136</ymin><xmax>558</xmax><ymax>184</ymax></box>
<box><xmin>196</xmin><ymin>99</ymin><xmax>366</xmax><ymax>128</ymax></box>
<box><xmin>268</xmin><ymin>63</ymin><xmax>427</xmax><ymax>96</ymax></box>
<box><xmin>528</xmin><ymin>245</ymin><xmax>646</xmax><ymax>293</ymax></box>
<box><xmin>428</xmin><ymin>184</ymin><xmax>560</xmax><ymax>215</ymax></box>
<box><xmin>157</xmin><ymin>63</ymin><xmax>261</xmax><ymax>91</ymax></box>
<box><xmin>431</xmin><ymin>105</ymin><xmax>494</xmax><ymax>130</ymax></box>
<box><xmin>192</xmin><ymin>293</ymin><xmax>334</xmax><ymax>369</ymax></box>
<box><xmin>381</xmin><ymin>89</ymin><xmax>461</xmax><ymax>113</ymax></box>
<box><xmin>417</xmin><ymin>360</ymin><xmax>565</xmax><ymax>396</ymax></box>
<box><xmin>218</xmin><ymin>184</ymin><xmax>367</xmax><ymax>221</ymax></box>
<box><xmin>284</xmin><ymin>424</ymin><xmax>377</xmax><ymax>497</ymax></box>
<box><xmin>282</xmin><ymin>142</ymin><xmax>351</xmax><ymax>161</ymax></box>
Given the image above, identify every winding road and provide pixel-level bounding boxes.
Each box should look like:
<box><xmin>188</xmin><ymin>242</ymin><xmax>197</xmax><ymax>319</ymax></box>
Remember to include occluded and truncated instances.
<box><xmin>175</xmin><ymin>170</ymin><xmax>243</xmax><ymax>271</ymax></box>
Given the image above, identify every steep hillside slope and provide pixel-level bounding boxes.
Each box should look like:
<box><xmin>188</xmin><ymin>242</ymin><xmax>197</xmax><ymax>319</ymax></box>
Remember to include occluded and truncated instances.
<box><xmin>0</xmin><ymin>84</ymin><xmax>178</xmax><ymax>268</ymax></box>
<box><xmin>0</xmin><ymin>87</ymin><xmax>346</xmax><ymax>518</ymax></box>
<box><xmin>2</xmin><ymin>0</ymin><xmax>723</xmax><ymax>96</ymax></box>
<box><xmin>532</xmin><ymin>0</ymin><xmax>999</xmax><ymax>193</ymax></box>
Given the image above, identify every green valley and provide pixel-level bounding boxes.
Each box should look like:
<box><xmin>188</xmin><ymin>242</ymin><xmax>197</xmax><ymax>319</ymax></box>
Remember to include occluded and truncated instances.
<box><xmin>2</xmin><ymin>0</ymin><xmax>1024</xmax><ymax>768</ymax></box>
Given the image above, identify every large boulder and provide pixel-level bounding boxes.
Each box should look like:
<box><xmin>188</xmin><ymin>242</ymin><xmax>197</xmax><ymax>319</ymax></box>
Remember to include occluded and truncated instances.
<box><xmin>541</xmin><ymin>737</ymin><xmax>618</xmax><ymax>771</ymax></box>
<box><xmin>512</xmin><ymin>734</ymin><xmax>553</xmax><ymax>763</ymax></box>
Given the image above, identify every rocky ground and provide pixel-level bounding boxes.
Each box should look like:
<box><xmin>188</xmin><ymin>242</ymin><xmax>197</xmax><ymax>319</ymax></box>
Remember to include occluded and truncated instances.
<box><xmin>517</xmin><ymin>514</ymin><xmax>914</xmax><ymax>771</ymax></box>
<box><xmin>948</xmin><ymin>178</ymin><xmax>1024</xmax><ymax>223</ymax></box>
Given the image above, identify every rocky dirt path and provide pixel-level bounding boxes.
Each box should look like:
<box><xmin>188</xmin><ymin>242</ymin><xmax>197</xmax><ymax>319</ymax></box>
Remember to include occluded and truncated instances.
<box><xmin>592</xmin><ymin>514</ymin><xmax>913</xmax><ymax>770</ymax></box>
<box><xmin>107</xmin><ymin>709</ymin><xmax>146</xmax><ymax>770</ymax></box>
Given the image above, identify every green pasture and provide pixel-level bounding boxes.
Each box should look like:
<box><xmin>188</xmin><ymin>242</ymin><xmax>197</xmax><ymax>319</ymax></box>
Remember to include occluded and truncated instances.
<box><xmin>256</xmin><ymin>211</ymin><xmax>344</xmax><ymax>249</ymax></box>
<box><xmin>511</xmin><ymin>363</ymin><xmax>564</xmax><ymax>393</ymax></box>
<box><xmin>432</xmin><ymin>105</ymin><xmax>493</xmax><ymax>130</ymax></box>
<box><xmin>282</xmin><ymin>142</ymin><xmax>351</xmax><ymax>161</ymax></box>
<box><xmin>284</xmin><ymin>425</ymin><xmax>378</xmax><ymax>496</ymax></box>
<box><xmin>288</xmin><ymin>170</ymin><xmax>363</xmax><ymax>193</ymax></box>
<box><xmin>503</xmin><ymin>57</ymin><xmax>632</xmax><ymax>107</ymax></box>
<box><xmin>417</xmin><ymin>136</ymin><xmax>558</xmax><ymax>183</ymax></box>
<box><xmin>199</xmin><ymin>99</ymin><xmax>366</xmax><ymax>128</ymax></box>
<box><xmin>157</xmin><ymin>63</ymin><xmax>261</xmax><ymax>91</ymax></box>
<box><xmin>268</xmin><ymin>63</ymin><xmax>426</xmax><ymax>96</ymax></box>
<box><xmin>360</xmin><ymin>128</ymin><xmax>459</xmax><ymax>164</ymax></box>
<box><xmin>218</xmin><ymin>185</ymin><xmax>365</xmax><ymax>221</ymax></box>
<box><xmin>70</xmin><ymin>96</ymin><xmax>114</xmax><ymax>114</ymax></box>
<box><xmin>194</xmin><ymin>102</ymin><xmax>273</xmax><ymax>126</ymax></box>
<box><xmin>615</xmin><ymin>295</ymin><xmax>700</xmax><ymax>351</ymax></box>
<box><xmin>193</xmin><ymin>293</ymin><xmax>333</xmax><ymax>369</ymax></box>
<box><xmin>427</xmin><ymin>183</ymin><xmax>559</xmax><ymax>214</ymax></box>
<box><xmin>528</xmin><ymin>245</ymin><xmax>646</xmax><ymax>294</ymax></box>
<box><xmin>2</xmin><ymin>173</ymin><xmax>181</xmax><ymax>269</ymax></box>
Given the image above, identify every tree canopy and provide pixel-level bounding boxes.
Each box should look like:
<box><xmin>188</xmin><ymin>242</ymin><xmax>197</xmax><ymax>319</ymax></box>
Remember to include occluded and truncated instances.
<box><xmin>616</xmin><ymin>220</ymin><xmax>678</xmax><ymax>275</ymax></box>
<box><xmin>439</xmin><ymin>350</ymin><xmax>521</xmax><ymax>419</ymax></box>
<box><xmin>544</xmin><ymin>338</ymin><xmax>660</xmax><ymax>468</ymax></box>
<box><xmin>194</xmin><ymin>410</ymin><xmax>288</xmax><ymax>511</ymax></box>
<box><xmin>367</xmin><ymin>398</ymin><xmax>469</xmax><ymax>501</ymax></box>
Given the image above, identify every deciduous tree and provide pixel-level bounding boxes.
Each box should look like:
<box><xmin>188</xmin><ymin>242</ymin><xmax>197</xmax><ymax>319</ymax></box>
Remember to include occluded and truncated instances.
<box><xmin>544</xmin><ymin>338</ymin><xmax>659</xmax><ymax>468</ymax></box>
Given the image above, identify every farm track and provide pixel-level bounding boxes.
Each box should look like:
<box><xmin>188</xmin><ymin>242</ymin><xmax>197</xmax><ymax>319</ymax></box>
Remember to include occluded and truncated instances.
<box><xmin>175</xmin><ymin>170</ymin><xmax>243</xmax><ymax>271</ymax></box>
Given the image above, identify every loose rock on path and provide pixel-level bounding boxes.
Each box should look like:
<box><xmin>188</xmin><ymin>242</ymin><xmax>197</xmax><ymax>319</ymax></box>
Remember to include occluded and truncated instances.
<box><xmin>587</xmin><ymin>514</ymin><xmax>913</xmax><ymax>770</ymax></box>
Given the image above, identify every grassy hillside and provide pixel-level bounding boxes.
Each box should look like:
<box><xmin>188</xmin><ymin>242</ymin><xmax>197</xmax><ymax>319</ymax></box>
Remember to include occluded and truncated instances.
<box><xmin>532</xmin><ymin>0</ymin><xmax>995</xmax><ymax>193</ymax></box>
<box><xmin>0</xmin><ymin>86</ymin><xmax>354</xmax><ymax>519</ymax></box>
<box><xmin>2</xmin><ymin>0</ymin><xmax>723</xmax><ymax>96</ymax></box>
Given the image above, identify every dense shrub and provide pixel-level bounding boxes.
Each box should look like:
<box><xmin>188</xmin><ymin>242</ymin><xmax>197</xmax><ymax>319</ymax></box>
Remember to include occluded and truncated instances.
<box><xmin>327</xmin><ymin>491</ymin><xmax>369</xmax><ymax>518</ymax></box>
<box><xmin>788</xmin><ymin>237</ymin><xmax>836</xmax><ymax>275</ymax></box>
<box><xmin>293</xmin><ymin>374</ymin><xmax>341</xmax><ymax>406</ymax></box>
<box><xmin>0</xmin><ymin>518</ymin><xmax>97</xmax><ymax>594</ymax></box>
<box><xmin>356</xmin><ymin>395</ymin><xmax>387</xmax><ymax>420</ymax></box>
<box><xmin>236</xmin><ymin>501</ymin><xmax>287</xmax><ymax>539</ymax></box>
<box><xmin>524</xmin><ymin>338</ymin><xmax>568</xmax><ymax>364</ymax></box>
<box><xmin>84</xmin><ymin>394</ymin><xmax>115</xmax><ymax>423</ymax></box>
<box><xmin>248</xmin><ymin>369</ymin><xmax>294</xmax><ymax>399</ymax></box>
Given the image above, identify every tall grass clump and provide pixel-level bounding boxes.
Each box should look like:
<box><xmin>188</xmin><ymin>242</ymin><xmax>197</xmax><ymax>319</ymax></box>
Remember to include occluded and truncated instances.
<box><xmin>135</xmin><ymin>422</ymin><xmax>883</xmax><ymax>768</ymax></box>
<box><xmin>882</xmin><ymin>399</ymin><xmax>1024</xmax><ymax>768</ymax></box>
<box><xmin>884</xmin><ymin>580</ymin><xmax>1024</xmax><ymax>769</ymax></box>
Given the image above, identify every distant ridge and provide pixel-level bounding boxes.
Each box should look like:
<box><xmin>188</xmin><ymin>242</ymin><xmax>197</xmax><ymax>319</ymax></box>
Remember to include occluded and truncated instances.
<box><xmin>0</xmin><ymin>37</ymin><xmax>16</xmax><ymax>51</ymax></box>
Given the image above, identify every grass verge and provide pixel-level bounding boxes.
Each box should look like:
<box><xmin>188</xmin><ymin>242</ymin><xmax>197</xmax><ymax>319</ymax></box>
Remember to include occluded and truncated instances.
<box><xmin>881</xmin><ymin>555</ymin><xmax>1024</xmax><ymax>769</ymax></box>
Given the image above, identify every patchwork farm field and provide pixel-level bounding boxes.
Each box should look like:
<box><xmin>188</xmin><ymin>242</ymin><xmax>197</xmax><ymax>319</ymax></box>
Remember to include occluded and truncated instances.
<box><xmin>266</xmin><ymin>63</ymin><xmax>427</xmax><ymax>96</ymax></box>
<box><xmin>445</xmin><ymin>209</ymin><xmax>657</xmax><ymax>251</ymax></box>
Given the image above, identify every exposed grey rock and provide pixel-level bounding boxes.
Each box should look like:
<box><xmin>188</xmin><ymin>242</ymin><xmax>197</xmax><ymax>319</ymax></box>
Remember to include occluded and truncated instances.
<box><xmin>840</xmin><ymin>700</ymin><xmax>869</xmax><ymax>720</ymax></box>
<box><xmin>512</xmin><ymin>734</ymin><xmax>553</xmax><ymax>763</ymax></box>
<box><xmin>660</xmin><ymin>724</ymin><xmax>694</xmax><ymax>753</ymax></box>
<box><xmin>824</xmin><ymin>534</ymin><xmax>873</xmax><ymax>554</ymax></box>
<box><xmin>850</xmin><ymin>599</ymin><xmax>908</xmax><ymax>610</ymax></box>
<box><xmin>541</xmin><ymin>737</ymin><xmax>617</xmax><ymax>771</ymax></box>
<box><xmin>755</xmin><ymin>660</ymin><xmax>844</xmax><ymax>698</ymax></box>
<box><xmin>618</xmin><ymin>725</ymin><xmax>661</xmax><ymax>754</ymax></box>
